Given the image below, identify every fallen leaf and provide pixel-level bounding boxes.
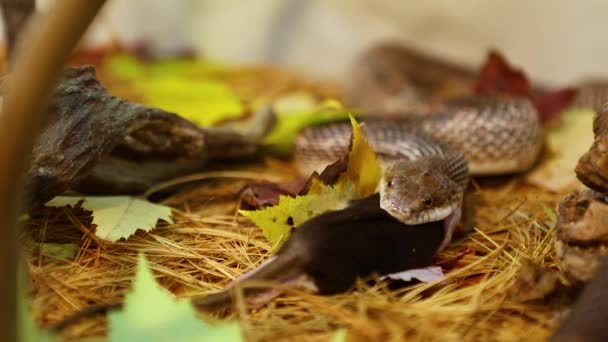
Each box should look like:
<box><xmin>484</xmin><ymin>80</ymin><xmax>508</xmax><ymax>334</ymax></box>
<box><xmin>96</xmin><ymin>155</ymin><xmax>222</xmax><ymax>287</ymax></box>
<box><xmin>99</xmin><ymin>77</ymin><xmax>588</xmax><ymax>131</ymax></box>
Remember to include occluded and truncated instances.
<box><xmin>540</xmin><ymin>202</ymin><xmax>558</xmax><ymax>228</ymax></box>
<box><xmin>45</xmin><ymin>196</ymin><xmax>173</xmax><ymax>242</ymax></box>
<box><xmin>527</xmin><ymin>109</ymin><xmax>595</xmax><ymax>191</ymax></box>
<box><xmin>474</xmin><ymin>50</ymin><xmax>576</xmax><ymax>124</ymax></box>
<box><xmin>332</xmin><ymin>329</ymin><xmax>348</xmax><ymax>342</ymax></box>
<box><xmin>139</xmin><ymin>78</ymin><xmax>244</xmax><ymax>126</ymax></box>
<box><xmin>39</xmin><ymin>243</ymin><xmax>79</xmax><ymax>260</ymax></box>
<box><xmin>382</xmin><ymin>266</ymin><xmax>445</xmax><ymax>283</ymax></box>
<box><xmin>342</xmin><ymin>116</ymin><xmax>383</xmax><ymax>196</ymax></box>
<box><xmin>106</xmin><ymin>54</ymin><xmax>244</xmax><ymax>126</ymax></box>
<box><xmin>239</xmin><ymin>181</ymin><xmax>294</xmax><ymax>209</ymax></box>
<box><xmin>474</xmin><ymin>50</ymin><xmax>531</xmax><ymax>98</ymax></box>
<box><xmin>239</xmin><ymin>177</ymin><xmax>345</xmax><ymax>247</ymax></box>
<box><xmin>108</xmin><ymin>254</ymin><xmax>242</xmax><ymax>342</ymax></box>
<box><xmin>263</xmin><ymin>98</ymin><xmax>354</xmax><ymax>154</ymax></box>
<box><xmin>18</xmin><ymin>266</ymin><xmax>58</xmax><ymax>342</ymax></box>
<box><xmin>240</xmin><ymin>116</ymin><xmax>382</xmax><ymax>247</ymax></box>
<box><xmin>533</xmin><ymin>88</ymin><xmax>578</xmax><ymax>125</ymax></box>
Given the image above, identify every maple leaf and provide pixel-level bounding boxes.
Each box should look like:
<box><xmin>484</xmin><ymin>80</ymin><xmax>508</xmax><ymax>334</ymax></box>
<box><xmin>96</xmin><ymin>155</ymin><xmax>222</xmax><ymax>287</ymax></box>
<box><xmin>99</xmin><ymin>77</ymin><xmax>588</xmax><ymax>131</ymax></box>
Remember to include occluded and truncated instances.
<box><xmin>45</xmin><ymin>196</ymin><xmax>173</xmax><ymax>242</ymax></box>
<box><xmin>108</xmin><ymin>254</ymin><xmax>242</xmax><ymax>342</ymax></box>
<box><xmin>474</xmin><ymin>50</ymin><xmax>531</xmax><ymax>97</ymax></box>
<box><xmin>240</xmin><ymin>115</ymin><xmax>382</xmax><ymax>247</ymax></box>
<box><xmin>474</xmin><ymin>50</ymin><xmax>576</xmax><ymax>125</ymax></box>
<box><xmin>527</xmin><ymin>108</ymin><xmax>595</xmax><ymax>191</ymax></box>
<box><xmin>532</xmin><ymin>87</ymin><xmax>578</xmax><ymax>126</ymax></box>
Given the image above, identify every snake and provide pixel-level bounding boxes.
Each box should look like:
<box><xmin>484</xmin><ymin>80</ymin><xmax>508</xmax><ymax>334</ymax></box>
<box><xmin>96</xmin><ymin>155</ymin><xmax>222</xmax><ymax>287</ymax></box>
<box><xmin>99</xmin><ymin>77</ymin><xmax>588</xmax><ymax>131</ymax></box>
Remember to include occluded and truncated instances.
<box><xmin>294</xmin><ymin>95</ymin><xmax>543</xmax><ymax>249</ymax></box>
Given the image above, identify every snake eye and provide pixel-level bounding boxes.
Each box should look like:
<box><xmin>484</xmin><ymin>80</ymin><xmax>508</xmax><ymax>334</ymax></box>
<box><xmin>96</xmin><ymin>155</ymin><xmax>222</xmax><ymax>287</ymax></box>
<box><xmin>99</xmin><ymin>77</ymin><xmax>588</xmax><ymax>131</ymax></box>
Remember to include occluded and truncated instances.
<box><xmin>387</xmin><ymin>179</ymin><xmax>395</xmax><ymax>187</ymax></box>
<box><xmin>423</xmin><ymin>196</ymin><xmax>433</xmax><ymax>207</ymax></box>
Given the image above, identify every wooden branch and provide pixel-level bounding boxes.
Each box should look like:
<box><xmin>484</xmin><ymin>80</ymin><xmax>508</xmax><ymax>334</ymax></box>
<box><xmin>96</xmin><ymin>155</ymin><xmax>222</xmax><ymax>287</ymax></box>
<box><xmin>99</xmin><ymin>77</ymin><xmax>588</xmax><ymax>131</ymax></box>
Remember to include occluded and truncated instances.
<box><xmin>0</xmin><ymin>1</ymin><xmax>105</xmax><ymax>340</ymax></box>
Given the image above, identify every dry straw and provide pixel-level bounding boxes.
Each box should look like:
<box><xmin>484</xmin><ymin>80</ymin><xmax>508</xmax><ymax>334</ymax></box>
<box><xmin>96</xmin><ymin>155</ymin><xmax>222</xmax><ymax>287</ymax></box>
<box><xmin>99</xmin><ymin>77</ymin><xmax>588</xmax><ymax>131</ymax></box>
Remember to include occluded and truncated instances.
<box><xmin>23</xmin><ymin>166</ymin><xmax>569</xmax><ymax>341</ymax></box>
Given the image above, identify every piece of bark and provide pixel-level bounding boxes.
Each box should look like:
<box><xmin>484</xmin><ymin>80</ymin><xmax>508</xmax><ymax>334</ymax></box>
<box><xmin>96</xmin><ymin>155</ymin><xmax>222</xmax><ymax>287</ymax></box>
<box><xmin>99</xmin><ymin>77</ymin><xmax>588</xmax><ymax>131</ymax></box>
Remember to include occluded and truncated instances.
<box><xmin>576</xmin><ymin>106</ymin><xmax>608</xmax><ymax>192</ymax></box>
<box><xmin>556</xmin><ymin>192</ymin><xmax>608</xmax><ymax>243</ymax></box>
<box><xmin>554</xmin><ymin>191</ymin><xmax>608</xmax><ymax>282</ymax></box>
<box><xmin>509</xmin><ymin>260</ymin><xmax>560</xmax><ymax>303</ymax></box>
<box><xmin>23</xmin><ymin>65</ymin><xmax>270</xmax><ymax>208</ymax></box>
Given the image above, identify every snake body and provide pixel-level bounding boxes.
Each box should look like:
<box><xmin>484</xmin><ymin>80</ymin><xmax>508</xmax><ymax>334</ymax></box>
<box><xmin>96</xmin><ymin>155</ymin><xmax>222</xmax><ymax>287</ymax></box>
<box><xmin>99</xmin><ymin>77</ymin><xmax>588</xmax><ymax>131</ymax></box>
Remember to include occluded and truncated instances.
<box><xmin>295</xmin><ymin>96</ymin><xmax>543</xmax><ymax>248</ymax></box>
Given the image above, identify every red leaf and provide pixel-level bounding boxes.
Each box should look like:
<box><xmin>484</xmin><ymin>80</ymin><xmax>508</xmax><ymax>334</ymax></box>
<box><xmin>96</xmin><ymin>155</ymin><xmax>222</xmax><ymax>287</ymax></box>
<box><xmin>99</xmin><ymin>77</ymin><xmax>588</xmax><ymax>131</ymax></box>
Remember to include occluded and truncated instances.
<box><xmin>533</xmin><ymin>87</ymin><xmax>578</xmax><ymax>125</ymax></box>
<box><xmin>475</xmin><ymin>50</ymin><xmax>576</xmax><ymax>125</ymax></box>
<box><xmin>474</xmin><ymin>50</ymin><xmax>532</xmax><ymax>98</ymax></box>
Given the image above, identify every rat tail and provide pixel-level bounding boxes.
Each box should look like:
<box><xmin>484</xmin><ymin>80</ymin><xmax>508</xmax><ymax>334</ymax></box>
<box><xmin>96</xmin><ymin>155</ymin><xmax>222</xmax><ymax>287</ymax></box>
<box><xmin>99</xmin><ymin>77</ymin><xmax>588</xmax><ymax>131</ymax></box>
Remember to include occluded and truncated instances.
<box><xmin>49</xmin><ymin>302</ymin><xmax>122</xmax><ymax>333</ymax></box>
<box><xmin>192</xmin><ymin>251</ymin><xmax>304</xmax><ymax>312</ymax></box>
<box><xmin>51</xmin><ymin>252</ymin><xmax>303</xmax><ymax>332</ymax></box>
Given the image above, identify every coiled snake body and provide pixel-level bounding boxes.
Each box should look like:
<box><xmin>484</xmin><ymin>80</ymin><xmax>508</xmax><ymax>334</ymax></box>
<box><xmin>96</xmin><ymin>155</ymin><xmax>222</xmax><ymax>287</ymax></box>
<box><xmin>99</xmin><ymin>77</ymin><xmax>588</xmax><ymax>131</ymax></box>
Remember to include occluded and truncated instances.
<box><xmin>295</xmin><ymin>96</ymin><xmax>543</xmax><ymax>249</ymax></box>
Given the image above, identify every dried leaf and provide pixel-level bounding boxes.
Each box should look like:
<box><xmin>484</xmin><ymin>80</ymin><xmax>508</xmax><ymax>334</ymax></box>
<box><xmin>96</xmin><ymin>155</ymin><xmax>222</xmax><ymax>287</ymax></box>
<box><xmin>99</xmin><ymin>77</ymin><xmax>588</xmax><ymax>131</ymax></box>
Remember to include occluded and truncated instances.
<box><xmin>527</xmin><ymin>109</ymin><xmax>595</xmax><ymax>191</ymax></box>
<box><xmin>474</xmin><ymin>50</ymin><xmax>531</xmax><ymax>98</ymax></box>
<box><xmin>474</xmin><ymin>50</ymin><xmax>576</xmax><ymax>124</ymax></box>
<box><xmin>108</xmin><ymin>254</ymin><xmax>242</xmax><ymax>342</ymax></box>
<box><xmin>45</xmin><ymin>196</ymin><xmax>173</xmax><ymax>242</ymax></box>
<box><xmin>533</xmin><ymin>88</ymin><xmax>578</xmax><ymax>125</ymax></box>
<box><xmin>382</xmin><ymin>266</ymin><xmax>445</xmax><ymax>283</ymax></box>
<box><xmin>240</xmin><ymin>116</ymin><xmax>382</xmax><ymax>247</ymax></box>
<box><xmin>239</xmin><ymin>181</ymin><xmax>294</xmax><ymax>209</ymax></box>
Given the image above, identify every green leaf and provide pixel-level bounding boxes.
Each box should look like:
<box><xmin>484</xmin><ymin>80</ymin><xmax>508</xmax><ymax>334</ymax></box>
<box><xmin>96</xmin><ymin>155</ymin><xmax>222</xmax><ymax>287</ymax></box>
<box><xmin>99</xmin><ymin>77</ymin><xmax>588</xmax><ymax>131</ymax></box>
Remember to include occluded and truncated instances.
<box><xmin>18</xmin><ymin>266</ymin><xmax>58</xmax><ymax>342</ymax></box>
<box><xmin>241</xmin><ymin>116</ymin><xmax>382</xmax><ymax>248</ymax></box>
<box><xmin>106</xmin><ymin>55</ymin><xmax>244</xmax><ymax>126</ymax></box>
<box><xmin>540</xmin><ymin>202</ymin><xmax>557</xmax><ymax>228</ymax></box>
<box><xmin>108</xmin><ymin>254</ymin><xmax>242</xmax><ymax>342</ymax></box>
<box><xmin>240</xmin><ymin>177</ymin><xmax>345</xmax><ymax>247</ymax></box>
<box><xmin>39</xmin><ymin>243</ymin><xmax>79</xmax><ymax>260</ymax></box>
<box><xmin>45</xmin><ymin>196</ymin><xmax>173</xmax><ymax>242</ymax></box>
<box><xmin>332</xmin><ymin>329</ymin><xmax>348</xmax><ymax>342</ymax></box>
<box><xmin>263</xmin><ymin>97</ymin><xmax>356</xmax><ymax>154</ymax></box>
<box><xmin>139</xmin><ymin>78</ymin><xmax>244</xmax><ymax>126</ymax></box>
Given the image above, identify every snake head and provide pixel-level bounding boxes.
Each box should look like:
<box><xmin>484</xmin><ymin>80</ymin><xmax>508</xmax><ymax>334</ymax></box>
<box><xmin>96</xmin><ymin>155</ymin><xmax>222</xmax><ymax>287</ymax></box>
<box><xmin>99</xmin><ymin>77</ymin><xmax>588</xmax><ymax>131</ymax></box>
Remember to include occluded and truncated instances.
<box><xmin>379</xmin><ymin>159</ymin><xmax>463</xmax><ymax>225</ymax></box>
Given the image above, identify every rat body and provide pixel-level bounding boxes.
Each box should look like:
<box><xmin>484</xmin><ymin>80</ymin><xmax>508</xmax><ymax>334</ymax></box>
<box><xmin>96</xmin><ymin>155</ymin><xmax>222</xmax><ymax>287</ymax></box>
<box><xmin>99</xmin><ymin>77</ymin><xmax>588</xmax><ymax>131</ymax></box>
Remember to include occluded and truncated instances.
<box><xmin>51</xmin><ymin>194</ymin><xmax>444</xmax><ymax>332</ymax></box>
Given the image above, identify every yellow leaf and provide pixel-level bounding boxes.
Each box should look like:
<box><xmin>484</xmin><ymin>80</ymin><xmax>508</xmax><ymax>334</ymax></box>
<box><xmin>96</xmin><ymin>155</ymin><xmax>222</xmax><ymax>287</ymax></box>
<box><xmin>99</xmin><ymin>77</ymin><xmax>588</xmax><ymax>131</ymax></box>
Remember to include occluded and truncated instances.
<box><xmin>263</xmin><ymin>96</ymin><xmax>356</xmax><ymax>154</ymax></box>
<box><xmin>106</xmin><ymin>55</ymin><xmax>245</xmax><ymax>126</ymax></box>
<box><xmin>139</xmin><ymin>78</ymin><xmax>244</xmax><ymax>126</ymax></box>
<box><xmin>527</xmin><ymin>109</ymin><xmax>595</xmax><ymax>191</ymax></box>
<box><xmin>45</xmin><ymin>196</ymin><xmax>173</xmax><ymax>242</ymax></box>
<box><xmin>341</xmin><ymin>115</ymin><xmax>382</xmax><ymax>197</ymax></box>
<box><xmin>240</xmin><ymin>116</ymin><xmax>382</xmax><ymax>248</ymax></box>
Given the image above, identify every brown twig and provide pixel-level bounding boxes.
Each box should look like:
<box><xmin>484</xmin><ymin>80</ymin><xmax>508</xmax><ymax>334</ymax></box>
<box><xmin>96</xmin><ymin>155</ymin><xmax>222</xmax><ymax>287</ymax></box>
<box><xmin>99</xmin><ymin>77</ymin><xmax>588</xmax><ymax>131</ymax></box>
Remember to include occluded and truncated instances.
<box><xmin>0</xmin><ymin>0</ymin><xmax>105</xmax><ymax>340</ymax></box>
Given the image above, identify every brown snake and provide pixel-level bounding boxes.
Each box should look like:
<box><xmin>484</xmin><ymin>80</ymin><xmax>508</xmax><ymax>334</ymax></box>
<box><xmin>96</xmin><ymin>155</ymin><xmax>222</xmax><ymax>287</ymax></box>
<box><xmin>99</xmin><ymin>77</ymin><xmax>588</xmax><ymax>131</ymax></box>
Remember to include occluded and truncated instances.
<box><xmin>295</xmin><ymin>95</ymin><xmax>543</xmax><ymax>249</ymax></box>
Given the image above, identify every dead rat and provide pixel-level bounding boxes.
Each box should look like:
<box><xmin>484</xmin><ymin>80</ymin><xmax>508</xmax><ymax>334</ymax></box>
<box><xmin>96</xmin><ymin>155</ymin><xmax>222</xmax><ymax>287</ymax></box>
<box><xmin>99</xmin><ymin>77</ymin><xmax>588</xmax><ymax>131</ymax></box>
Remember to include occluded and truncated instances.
<box><xmin>51</xmin><ymin>194</ymin><xmax>444</xmax><ymax>332</ymax></box>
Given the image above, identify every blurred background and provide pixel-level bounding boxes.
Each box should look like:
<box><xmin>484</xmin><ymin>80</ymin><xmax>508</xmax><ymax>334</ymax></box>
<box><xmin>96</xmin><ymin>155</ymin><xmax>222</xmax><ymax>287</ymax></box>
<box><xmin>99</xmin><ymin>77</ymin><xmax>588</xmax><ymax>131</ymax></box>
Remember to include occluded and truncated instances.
<box><xmin>9</xmin><ymin>0</ymin><xmax>608</xmax><ymax>86</ymax></box>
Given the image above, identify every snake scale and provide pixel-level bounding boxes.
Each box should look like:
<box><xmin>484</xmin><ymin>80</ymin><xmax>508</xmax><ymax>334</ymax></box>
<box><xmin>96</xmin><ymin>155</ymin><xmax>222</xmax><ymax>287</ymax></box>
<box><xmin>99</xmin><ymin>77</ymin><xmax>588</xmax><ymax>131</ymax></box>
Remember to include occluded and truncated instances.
<box><xmin>295</xmin><ymin>96</ymin><xmax>543</xmax><ymax>249</ymax></box>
